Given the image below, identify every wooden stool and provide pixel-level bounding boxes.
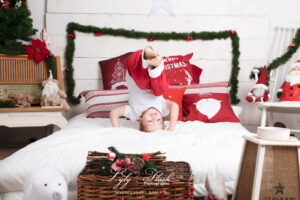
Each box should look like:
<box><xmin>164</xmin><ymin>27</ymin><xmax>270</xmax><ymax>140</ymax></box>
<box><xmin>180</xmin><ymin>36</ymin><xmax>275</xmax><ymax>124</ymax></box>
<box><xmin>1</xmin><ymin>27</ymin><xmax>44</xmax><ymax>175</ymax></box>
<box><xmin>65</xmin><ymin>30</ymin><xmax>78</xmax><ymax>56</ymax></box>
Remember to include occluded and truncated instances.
<box><xmin>233</xmin><ymin>135</ymin><xmax>300</xmax><ymax>200</ymax></box>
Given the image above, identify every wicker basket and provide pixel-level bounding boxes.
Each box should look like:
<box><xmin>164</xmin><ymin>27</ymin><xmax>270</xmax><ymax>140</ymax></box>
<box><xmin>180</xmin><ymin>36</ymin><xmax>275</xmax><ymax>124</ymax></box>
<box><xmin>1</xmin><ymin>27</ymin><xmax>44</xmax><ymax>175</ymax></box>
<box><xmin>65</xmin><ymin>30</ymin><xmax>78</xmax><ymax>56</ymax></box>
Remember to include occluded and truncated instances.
<box><xmin>77</xmin><ymin>151</ymin><xmax>194</xmax><ymax>200</ymax></box>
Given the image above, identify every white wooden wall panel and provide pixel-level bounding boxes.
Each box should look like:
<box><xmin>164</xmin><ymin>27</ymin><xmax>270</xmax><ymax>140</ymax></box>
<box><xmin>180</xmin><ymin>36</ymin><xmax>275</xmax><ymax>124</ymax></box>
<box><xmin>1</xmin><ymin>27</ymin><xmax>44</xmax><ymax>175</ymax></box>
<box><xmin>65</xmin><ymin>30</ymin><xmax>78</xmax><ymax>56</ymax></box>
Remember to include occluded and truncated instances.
<box><xmin>49</xmin><ymin>35</ymin><xmax>268</xmax><ymax>60</ymax></box>
<box><xmin>46</xmin><ymin>14</ymin><xmax>269</xmax><ymax>38</ymax></box>
<box><xmin>47</xmin><ymin>0</ymin><xmax>269</xmax><ymax>16</ymax></box>
<box><xmin>46</xmin><ymin>0</ymin><xmax>271</xmax><ymax>125</ymax></box>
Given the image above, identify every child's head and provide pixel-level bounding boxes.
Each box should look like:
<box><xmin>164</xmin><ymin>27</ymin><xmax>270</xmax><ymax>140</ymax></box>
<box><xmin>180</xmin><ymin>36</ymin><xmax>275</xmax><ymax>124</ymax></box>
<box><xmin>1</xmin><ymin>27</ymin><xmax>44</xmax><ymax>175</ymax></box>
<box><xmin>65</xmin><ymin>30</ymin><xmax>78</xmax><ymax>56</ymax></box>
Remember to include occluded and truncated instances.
<box><xmin>139</xmin><ymin>107</ymin><xmax>164</xmax><ymax>132</ymax></box>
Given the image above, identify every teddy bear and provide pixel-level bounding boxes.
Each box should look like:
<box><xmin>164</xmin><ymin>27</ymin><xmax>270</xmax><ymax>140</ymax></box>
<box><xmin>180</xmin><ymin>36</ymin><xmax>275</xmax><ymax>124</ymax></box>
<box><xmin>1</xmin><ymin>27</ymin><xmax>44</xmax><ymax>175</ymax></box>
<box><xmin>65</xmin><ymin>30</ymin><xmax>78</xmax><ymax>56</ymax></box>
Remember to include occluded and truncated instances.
<box><xmin>205</xmin><ymin>172</ymin><xmax>227</xmax><ymax>200</ymax></box>
<box><xmin>24</xmin><ymin>168</ymin><xmax>68</xmax><ymax>200</ymax></box>
<box><xmin>40</xmin><ymin>70</ymin><xmax>69</xmax><ymax>110</ymax></box>
<box><xmin>8</xmin><ymin>92</ymin><xmax>34</xmax><ymax>108</ymax></box>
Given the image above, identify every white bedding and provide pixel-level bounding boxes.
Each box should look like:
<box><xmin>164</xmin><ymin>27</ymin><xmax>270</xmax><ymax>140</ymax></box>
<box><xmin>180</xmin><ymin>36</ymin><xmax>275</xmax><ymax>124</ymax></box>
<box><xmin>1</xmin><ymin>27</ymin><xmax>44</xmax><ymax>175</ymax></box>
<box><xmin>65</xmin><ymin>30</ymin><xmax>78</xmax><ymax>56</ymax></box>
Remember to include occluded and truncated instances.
<box><xmin>0</xmin><ymin>113</ymin><xmax>253</xmax><ymax>199</ymax></box>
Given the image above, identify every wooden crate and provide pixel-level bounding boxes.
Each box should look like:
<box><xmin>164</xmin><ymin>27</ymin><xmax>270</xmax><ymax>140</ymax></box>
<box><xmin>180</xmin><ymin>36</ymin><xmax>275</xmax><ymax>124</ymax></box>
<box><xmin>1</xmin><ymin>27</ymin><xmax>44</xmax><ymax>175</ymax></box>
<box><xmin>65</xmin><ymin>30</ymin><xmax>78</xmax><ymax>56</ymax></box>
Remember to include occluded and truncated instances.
<box><xmin>233</xmin><ymin>135</ymin><xmax>300</xmax><ymax>200</ymax></box>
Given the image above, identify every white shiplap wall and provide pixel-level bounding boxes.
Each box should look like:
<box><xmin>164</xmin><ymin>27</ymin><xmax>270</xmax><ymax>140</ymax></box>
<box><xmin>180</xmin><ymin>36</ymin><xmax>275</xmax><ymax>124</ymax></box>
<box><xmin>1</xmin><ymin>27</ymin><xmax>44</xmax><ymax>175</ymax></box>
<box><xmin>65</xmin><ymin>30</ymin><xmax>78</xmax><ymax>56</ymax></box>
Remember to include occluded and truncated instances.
<box><xmin>46</xmin><ymin>0</ymin><xmax>271</xmax><ymax>124</ymax></box>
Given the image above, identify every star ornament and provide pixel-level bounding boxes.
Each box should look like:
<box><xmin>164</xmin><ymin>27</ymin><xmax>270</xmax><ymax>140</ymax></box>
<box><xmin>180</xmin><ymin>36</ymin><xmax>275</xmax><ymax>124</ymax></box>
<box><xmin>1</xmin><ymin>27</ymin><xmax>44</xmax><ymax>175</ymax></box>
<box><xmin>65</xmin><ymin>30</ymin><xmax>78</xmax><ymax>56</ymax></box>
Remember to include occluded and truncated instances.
<box><xmin>149</xmin><ymin>0</ymin><xmax>176</xmax><ymax>16</ymax></box>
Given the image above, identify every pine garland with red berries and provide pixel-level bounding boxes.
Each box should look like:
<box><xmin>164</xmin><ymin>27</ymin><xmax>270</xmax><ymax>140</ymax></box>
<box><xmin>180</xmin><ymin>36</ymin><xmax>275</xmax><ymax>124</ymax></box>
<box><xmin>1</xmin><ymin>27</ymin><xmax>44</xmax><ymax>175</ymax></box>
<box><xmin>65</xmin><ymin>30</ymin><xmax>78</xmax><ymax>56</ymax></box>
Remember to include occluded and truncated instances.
<box><xmin>65</xmin><ymin>22</ymin><xmax>241</xmax><ymax>104</ymax></box>
<box><xmin>250</xmin><ymin>27</ymin><xmax>300</xmax><ymax>81</ymax></box>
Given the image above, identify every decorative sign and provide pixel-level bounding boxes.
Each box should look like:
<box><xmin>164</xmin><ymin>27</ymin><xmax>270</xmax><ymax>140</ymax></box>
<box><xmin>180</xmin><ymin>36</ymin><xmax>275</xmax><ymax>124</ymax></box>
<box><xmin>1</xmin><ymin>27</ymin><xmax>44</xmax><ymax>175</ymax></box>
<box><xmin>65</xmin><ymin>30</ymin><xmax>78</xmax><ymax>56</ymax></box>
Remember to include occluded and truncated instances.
<box><xmin>0</xmin><ymin>84</ymin><xmax>42</xmax><ymax>99</ymax></box>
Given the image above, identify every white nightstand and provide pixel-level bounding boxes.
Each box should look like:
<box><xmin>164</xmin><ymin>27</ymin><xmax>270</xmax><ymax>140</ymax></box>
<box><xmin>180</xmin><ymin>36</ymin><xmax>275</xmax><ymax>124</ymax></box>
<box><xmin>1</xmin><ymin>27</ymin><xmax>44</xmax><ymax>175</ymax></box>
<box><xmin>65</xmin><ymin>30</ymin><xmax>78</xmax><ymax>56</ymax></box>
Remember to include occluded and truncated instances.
<box><xmin>0</xmin><ymin>107</ymin><xmax>68</xmax><ymax>133</ymax></box>
<box><xmin>257</xmin><ymin>101</ymin><xmax>300</xmax><ymax>133</ymax></box>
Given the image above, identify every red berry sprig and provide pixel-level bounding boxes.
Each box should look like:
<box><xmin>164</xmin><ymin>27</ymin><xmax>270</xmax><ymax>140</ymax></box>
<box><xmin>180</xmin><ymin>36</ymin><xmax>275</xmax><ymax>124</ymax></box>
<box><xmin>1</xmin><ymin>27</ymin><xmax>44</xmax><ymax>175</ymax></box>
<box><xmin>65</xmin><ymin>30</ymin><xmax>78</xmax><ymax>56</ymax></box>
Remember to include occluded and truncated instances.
<box><xmin>288</xmin><ymin>42</ymin><xmax>296</xmax><ymax>48</ymax></box>
<box><xmin>187</xmin><ymin>36</ymin><xmax>194</xmax><ymax>41</ymax></box>
<box><xmin>229</xmin><ymin>29</ymin><xmax>236</xmax><ymax>35</ymax></box>
<box><xmin>67</xmin><ymin>33</ymin><xmax>76</xmax><ymax>39</ymax></box>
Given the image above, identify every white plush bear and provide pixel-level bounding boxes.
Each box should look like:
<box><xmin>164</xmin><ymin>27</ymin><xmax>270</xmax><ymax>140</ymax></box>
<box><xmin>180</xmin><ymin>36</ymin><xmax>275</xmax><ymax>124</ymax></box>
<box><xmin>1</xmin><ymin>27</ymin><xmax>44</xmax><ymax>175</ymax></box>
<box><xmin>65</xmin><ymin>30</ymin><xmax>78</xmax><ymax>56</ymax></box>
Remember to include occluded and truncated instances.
<box><xmin>24</xmin><ymin>168</ymin><xmax>68</xmax><ymax>200</ymax></box>
<box><xmin>205</xmin><ymin>172</ymin><xmax>227</xmax><ymax>200</ymax></box>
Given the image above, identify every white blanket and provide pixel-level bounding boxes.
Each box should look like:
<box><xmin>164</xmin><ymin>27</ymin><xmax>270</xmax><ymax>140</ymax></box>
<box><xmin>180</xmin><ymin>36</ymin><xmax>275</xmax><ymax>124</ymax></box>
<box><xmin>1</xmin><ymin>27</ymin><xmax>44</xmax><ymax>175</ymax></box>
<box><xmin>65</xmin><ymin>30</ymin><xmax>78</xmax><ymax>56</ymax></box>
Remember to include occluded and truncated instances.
<box><xmin>0</xmin><ymin>113</ymin><xmax>253</xmax><ymax>198</ymax></box>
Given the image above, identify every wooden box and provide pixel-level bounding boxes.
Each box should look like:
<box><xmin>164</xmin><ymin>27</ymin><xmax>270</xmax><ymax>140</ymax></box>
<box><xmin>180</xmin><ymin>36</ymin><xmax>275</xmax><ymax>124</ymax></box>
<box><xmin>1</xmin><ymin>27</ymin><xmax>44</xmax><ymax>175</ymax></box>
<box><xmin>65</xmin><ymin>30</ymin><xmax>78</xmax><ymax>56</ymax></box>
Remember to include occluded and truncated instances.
<box><xmin>233</xmin><ymin>135</ymin><xmax>300</xmax><ymax>200</ymax></box>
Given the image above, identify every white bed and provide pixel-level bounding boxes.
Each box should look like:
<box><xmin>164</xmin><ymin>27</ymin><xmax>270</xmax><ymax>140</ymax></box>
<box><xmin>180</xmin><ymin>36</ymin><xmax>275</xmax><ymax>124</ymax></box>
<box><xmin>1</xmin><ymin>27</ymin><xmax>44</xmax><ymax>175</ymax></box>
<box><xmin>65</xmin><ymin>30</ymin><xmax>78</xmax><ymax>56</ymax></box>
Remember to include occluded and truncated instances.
<box><xmin>0</xmin><ymin>113</ymin><xmax>253</xmax><ymax>199</ymax></box>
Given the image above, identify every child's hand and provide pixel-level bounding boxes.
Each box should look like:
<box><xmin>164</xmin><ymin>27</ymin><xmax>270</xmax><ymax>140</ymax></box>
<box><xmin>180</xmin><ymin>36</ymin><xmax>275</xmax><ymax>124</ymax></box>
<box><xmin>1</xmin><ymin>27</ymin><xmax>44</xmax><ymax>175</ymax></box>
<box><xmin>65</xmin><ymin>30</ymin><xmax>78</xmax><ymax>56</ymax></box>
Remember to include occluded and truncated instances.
<box><xmin>147</xmin><ymin>56</ymin><xmax>162</xmax><ymax>67</ymax></box>
<box><xmin>167</xmin><ymin>126</ymin><xmax>175</xmax><ymax>131</ymax></box>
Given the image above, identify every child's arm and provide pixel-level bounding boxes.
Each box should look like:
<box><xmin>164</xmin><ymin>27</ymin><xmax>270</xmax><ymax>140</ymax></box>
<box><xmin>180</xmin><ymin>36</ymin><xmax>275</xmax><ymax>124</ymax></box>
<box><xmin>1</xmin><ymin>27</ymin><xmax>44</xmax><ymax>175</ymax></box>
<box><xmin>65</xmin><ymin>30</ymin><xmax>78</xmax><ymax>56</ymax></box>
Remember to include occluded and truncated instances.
<box><xmin>110</xmin><ymin>106</ymin><xmax>126</xmax><ymax>127</ymax></box>
<box><xmin>166</xmin><ymin>100</ymin><xmax>179</xmax><ymax>131</ymax></box>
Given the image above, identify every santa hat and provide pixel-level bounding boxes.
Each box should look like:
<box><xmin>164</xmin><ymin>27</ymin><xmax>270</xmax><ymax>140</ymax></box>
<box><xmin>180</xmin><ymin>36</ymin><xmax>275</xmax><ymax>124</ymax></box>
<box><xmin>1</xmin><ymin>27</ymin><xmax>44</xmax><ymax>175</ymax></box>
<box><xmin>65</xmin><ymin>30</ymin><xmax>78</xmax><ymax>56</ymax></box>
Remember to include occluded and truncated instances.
<box><xmin>254</xmin><ymin>65</ymin><xmax>268</xmax><ymax>90</ymax></box>
<box><xmin>292</xmin><ymin>59</ymin><xmax>300</xmax><ymax>68</ymax></box>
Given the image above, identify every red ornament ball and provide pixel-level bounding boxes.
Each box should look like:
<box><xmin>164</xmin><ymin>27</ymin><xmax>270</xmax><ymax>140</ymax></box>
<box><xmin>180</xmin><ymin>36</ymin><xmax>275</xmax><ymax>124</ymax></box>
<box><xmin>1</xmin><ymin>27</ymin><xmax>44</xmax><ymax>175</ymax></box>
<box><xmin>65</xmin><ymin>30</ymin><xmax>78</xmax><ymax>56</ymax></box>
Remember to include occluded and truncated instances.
<box><xmin>238</xmin><ymin>66</ymin><xmax>241</xmax><ymax>70</ymax></box>
<box><xmin>147</xmin><ymin>38</ymin><xmax>154</xmax><ymax>42</ymax></box>
<box><xmin>95</xmin><ymin>32</ymin><xmax>102</xmax><ymax>36</ymax></box>
<box><xmin>65</xmin><ymin>68</ymin><xmax>70</xmax><ymax>72</ymax></box>
<box><xmin>187</xmin><ymin>192</ymin><xmax>192</xmax><ymax>197</ymax></box>
<box><xmin>190</xmin><ymin>187</ymin><xmax>195</xmax><ymax>192</ymax></box>
<box><xmin>120</xmin><ymin>198</ymin><xmax>125</xmax><ymax>200</ymax></box>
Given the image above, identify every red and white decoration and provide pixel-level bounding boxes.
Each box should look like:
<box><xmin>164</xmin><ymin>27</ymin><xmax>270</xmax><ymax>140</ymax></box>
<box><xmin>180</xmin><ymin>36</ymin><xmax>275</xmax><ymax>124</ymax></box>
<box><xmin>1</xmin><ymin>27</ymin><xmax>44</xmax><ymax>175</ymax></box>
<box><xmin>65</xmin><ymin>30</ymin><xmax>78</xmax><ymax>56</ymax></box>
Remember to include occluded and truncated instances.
<box><xmin>99</xmin><ymin>52</ymin><xmax>132</xmax><ymax>90</ymax></box>
<box><xmin>278</xmin><ymin>60</ymin><xmax>300</xmax><ymax>101</ymax></box>
<box><xmin>181</xmin><ymin>82</ymin><xmax>240</xmax><ymax>123</ymax></box>
<box><xmin>80</xmin><ymin>90</ymin><xmax>129</xmax><ymax>118</ymax></box>
<box><xmin>246</xmin><ymin>66</ymin><xmax>270</xmax><ymax>103</ymax></box>
<box><xmin>163</xmin><ymin>53</ymin><xmax>202</xmax><ymax>85</ymax></box>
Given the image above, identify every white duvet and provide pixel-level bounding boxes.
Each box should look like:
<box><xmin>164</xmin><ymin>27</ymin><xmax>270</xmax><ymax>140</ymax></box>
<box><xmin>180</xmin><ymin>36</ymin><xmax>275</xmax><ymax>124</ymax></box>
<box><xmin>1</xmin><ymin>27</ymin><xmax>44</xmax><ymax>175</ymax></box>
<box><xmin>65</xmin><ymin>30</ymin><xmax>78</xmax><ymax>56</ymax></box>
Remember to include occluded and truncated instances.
<box><xmin>0</xmin><ymin>113</ymin><xmax>253</xmax><ymax>199</ymax></box>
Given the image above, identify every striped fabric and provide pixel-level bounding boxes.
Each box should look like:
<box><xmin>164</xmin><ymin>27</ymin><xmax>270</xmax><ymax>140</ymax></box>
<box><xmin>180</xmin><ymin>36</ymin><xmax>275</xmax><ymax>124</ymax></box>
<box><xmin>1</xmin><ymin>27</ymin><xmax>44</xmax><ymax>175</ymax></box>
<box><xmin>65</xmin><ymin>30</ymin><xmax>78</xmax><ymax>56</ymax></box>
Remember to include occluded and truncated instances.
<box><xmin>80</xmin><ymin>90</ymin><xmax>129</xmax><ymax>118</ymax></box>
<box><xmin>80</xmin><ymin>82</ymin><xmax>229</xmax><ymax>118</ymax></box>
<box><xmin>169</xmin><ymin>81</ymin><xmax>229</xmax><ymax>94</ymax></box>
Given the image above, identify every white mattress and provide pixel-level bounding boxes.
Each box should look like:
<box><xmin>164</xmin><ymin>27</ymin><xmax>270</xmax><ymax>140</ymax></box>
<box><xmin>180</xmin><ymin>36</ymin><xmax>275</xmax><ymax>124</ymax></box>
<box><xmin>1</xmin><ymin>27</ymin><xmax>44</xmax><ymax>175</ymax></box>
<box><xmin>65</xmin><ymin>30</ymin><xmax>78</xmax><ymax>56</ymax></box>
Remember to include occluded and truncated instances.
<box><xmin>0</xmin><ymin>113</ymin><xmax>253</xmax><ymax>199</ymax></box>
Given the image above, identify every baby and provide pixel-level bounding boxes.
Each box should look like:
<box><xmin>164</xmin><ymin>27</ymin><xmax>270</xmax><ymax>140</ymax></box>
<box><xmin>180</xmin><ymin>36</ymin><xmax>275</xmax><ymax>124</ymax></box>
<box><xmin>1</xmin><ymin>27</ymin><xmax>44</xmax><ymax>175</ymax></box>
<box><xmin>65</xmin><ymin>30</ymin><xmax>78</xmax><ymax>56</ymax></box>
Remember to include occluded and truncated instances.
<box><xmin>110</xmin><ymin>46</ymin><xmax>179</xmax><ymax>132</ymax></box>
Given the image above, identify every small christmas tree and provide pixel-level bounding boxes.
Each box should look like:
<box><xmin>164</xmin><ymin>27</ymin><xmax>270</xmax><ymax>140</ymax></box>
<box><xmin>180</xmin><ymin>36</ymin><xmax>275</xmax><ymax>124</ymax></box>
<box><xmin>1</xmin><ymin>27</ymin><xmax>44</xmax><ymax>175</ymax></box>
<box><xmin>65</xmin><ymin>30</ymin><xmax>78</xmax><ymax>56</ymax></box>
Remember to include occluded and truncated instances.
<box><xmin>0</xmin><ymin>0</ymin><xmax>37</xmax><ymax>55</ymax></box>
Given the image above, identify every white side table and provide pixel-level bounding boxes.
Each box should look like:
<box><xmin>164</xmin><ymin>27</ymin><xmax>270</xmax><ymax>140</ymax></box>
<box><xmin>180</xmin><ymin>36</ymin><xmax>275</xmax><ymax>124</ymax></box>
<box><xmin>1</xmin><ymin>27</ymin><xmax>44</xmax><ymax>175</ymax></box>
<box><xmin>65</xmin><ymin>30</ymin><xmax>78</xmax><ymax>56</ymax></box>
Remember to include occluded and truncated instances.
<box><xmin>0</xmin><ymin>107</ymin><xmax>68</xmax><ymax>133</ymax></box>
<box><xmin>257</xmin><ymin>101</ymin><xmax>300</xmax><ymax>133</ymax></box>
<box><xmin>233</xmin><ymin>134</ymin><xmax>300</xmax><ymax>200</ymax></box>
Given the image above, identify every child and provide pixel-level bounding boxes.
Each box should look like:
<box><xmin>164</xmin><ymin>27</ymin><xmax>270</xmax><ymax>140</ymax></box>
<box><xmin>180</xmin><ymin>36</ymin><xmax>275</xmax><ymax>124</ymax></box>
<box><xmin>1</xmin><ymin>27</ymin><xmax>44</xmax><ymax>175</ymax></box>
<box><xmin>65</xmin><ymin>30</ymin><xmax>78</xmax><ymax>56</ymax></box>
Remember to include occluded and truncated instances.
<box><xmin>110</xmin><ymin>46</ymin><xmax>179</xmax><ymax>132</ymax></box>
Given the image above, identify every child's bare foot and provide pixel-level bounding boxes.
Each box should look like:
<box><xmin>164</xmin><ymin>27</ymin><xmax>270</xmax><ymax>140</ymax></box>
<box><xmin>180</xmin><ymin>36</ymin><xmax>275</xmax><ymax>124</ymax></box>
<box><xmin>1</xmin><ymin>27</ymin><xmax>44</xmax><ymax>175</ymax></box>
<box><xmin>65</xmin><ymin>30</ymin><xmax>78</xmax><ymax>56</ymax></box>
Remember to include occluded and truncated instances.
<box><xmin>147</xmin><ymin>56</ymin><xmax>162</xmax><ymax>67</ymax></box>
<box><xmin>144</xmin><ymin>45</ymin><xmax>160</xmax><ymax>60</ymax></box>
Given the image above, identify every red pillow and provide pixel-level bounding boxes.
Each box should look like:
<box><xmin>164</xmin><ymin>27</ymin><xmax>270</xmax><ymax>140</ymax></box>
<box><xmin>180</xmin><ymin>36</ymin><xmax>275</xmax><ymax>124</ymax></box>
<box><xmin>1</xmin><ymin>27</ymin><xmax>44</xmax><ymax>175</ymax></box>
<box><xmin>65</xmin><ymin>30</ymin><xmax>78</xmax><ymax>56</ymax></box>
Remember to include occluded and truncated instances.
<box><xmin>183</xmin><ymin>92</ymin><xmax>240</xmax><ymax>123</ymax></box>
<box><xmin>99</xmin><ymin>52</ymin><xmax>133</xmax><ymax>90</ymax></box>
<box><xmin>163</xmin><ymin>88</ymin><xmax>186</xmax><ymax>121</ymax></box>
<box><xmin>163</xmin><ymin>53</ymin><xmax>202</xmax><ymax>85</ymax></box>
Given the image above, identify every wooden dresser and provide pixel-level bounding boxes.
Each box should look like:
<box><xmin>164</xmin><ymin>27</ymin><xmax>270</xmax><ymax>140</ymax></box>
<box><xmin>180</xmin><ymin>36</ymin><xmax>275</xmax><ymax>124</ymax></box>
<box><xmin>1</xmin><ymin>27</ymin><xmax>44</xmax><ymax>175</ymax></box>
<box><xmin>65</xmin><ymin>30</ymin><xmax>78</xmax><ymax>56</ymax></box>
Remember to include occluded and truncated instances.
<box><xmin>0</xmin><ymin>54</ymin><xmax>69</xmax><ymax>132</ymax></box>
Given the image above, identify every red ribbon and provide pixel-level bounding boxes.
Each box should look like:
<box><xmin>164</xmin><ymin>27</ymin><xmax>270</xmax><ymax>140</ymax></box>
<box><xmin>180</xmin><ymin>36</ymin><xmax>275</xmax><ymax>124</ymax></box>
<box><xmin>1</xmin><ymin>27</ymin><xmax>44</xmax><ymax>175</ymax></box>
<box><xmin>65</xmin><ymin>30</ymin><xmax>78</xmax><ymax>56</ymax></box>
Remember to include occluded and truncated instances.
<box><xmin>111</xmin><ymin>158</ymin><xmax>138</xmax><ymax>174</ymax></box>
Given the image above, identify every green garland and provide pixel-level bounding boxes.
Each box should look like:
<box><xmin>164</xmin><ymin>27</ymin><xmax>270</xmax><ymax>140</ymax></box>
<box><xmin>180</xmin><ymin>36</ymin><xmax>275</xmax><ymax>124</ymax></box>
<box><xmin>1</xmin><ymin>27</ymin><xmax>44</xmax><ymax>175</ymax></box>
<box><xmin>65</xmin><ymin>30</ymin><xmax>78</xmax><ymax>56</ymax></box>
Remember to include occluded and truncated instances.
<box><xmin>0</xmin><ymin>100</ymin><xmax>15</xmax><ymax>108</ymax></box>
<box><xmin>65</xmin><ymin>22</ymin><xmax>241</xmax><ymax>105</ymax></box>
<box><xmin>250</xmin><ymin>27</ymin><xmax>300</xmax><ymax>80</ymax></box>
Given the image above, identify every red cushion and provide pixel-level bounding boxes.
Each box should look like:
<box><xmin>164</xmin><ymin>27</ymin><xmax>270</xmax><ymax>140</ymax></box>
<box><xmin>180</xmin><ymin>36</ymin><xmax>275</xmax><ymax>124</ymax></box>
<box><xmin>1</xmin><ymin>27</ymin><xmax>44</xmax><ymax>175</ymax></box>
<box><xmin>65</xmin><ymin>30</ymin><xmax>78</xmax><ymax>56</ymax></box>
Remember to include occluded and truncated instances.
<box><xmin>163</xmin><ymin>53</ymin><xmax>202</xmax><ymax>85</ymax></box>
<box><xmin>99</xmin><ymin>52</ymin><xmax>133</xmax><ymax>90</ymax></box>
<box><xmin>163</xmin><ymin>88</ymin><xmax>186</xmax><ymax>121</ymax></box>
<box><xmin>183</xmin><ymin>92</ymin><xmax>239</xmax><ymax>123</ymax></box>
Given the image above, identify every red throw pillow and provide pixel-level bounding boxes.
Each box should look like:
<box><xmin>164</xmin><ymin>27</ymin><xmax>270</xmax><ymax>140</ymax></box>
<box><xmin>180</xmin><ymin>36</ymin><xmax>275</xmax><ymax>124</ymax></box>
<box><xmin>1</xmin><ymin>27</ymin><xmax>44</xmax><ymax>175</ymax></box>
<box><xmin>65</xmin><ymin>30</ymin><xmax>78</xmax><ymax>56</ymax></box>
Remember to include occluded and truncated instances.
<box><xmin>99</xmin><ymin>52</ymin><xmax>133</xmax><ymax>90</ymax></box>
<box><xmin>163</xmin><ymin>53</ymin><xmax>202</xmax><ymax>85</ymax></box>
<box><xmin>163</xmin><ymin>88</ymin><xmax>186</xmax><ymax>121</ymax></box>
<box><xmin>183</xmin><ymin>93</ymin><xmax>240</xmax><ymax>123</ymax></box>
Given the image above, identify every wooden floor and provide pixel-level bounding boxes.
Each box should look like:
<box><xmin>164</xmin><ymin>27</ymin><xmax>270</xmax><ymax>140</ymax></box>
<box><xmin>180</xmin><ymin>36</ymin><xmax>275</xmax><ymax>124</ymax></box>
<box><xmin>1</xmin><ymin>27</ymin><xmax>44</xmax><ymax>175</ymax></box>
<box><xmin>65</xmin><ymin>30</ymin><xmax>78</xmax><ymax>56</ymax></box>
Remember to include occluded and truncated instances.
<box><xmin>0</xmin><ymin>147</ymin><xmax>21</xmax><ymax>160</ymax></box>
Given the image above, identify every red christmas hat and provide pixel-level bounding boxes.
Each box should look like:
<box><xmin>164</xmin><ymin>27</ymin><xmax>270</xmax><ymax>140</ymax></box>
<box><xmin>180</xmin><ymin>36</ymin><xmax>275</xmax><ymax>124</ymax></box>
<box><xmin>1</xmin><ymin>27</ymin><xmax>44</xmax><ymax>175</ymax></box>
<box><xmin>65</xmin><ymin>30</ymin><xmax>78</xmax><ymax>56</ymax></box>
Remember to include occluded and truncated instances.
<box><xmin>292</xmin><ymin>59</ymin><xmax>300</xmax><ymax>68</ymax></box>
<box><xmin>255</xmin><ymin>66</ymin><xmax>268</xmax><ymax>89</ymax></box>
